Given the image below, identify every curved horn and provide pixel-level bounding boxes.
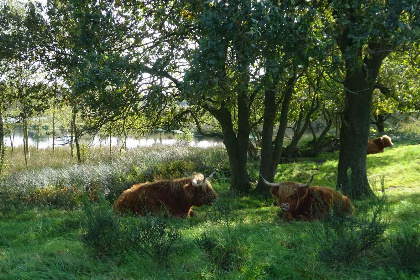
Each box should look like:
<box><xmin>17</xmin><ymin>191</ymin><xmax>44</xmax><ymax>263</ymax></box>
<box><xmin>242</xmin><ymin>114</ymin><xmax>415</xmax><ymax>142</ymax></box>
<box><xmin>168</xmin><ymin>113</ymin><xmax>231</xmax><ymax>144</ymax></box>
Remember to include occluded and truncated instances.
<box><xmin>204</xmin><ymin>170</ymin><xmax>216</xmax><ymax>181</ymax></box>
<box><xmin>298</xmin><ymin>174</ymin><xmax>314</xmax><ymax>188</ymax></box>
<box><xmin>191</xmin><ymin>178</ymin><xmax>204</xmax><ymax>187</ymax></box>
<box><xmin>259</xmin><ymin>174</ymin><xmax>280</xmax><ymax>187</ymax></box>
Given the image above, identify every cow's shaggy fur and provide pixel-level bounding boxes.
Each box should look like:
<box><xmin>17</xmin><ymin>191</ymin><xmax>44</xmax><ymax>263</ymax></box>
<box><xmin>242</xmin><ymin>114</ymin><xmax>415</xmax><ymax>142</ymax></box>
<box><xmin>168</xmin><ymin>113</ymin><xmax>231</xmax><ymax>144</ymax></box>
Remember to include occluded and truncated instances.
<box><xmin>367</xmin><ymin>135</ymin><xmax>393</xmax><ymax>154</ymax></box>
<box><xmin>281</xmin><ymin>186</ymin><xmax>354</xmax><ymax>221</ymax></box>
<box><xmin>113</xmin><ymin>173</ymin><xmax>217</xmax><ymax>218</ymax></box>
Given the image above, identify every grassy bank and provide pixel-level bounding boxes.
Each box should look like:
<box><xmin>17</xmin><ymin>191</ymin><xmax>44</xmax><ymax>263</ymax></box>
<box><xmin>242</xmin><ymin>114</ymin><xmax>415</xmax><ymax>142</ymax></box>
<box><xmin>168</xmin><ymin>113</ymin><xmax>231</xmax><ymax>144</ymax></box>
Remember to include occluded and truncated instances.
<box><xmin>0</xmin><ymin>142</ymin><xmax>419</xmax><ymax>279</ymax></box>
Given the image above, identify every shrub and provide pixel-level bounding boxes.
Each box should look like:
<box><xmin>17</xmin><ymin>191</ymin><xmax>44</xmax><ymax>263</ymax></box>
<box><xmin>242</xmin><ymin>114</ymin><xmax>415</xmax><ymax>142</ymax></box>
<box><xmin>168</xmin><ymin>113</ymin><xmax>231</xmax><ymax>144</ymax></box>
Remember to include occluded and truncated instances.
<box><xmin>386</xmin><ymin>226</ymin><xmax>420</xmax><ymax>274</ymax></box>
<box><xmin>121</xmin><ymin>215</ymin><xmax>180</xmax><ymax>265</ymax></box>
<box><xmin>315</xmin><ymin>196</ymin><xmax>389</xmax><ymax>265</ymax></box>
<box><xmin>152</xmin><ymin>159</ymin><xmax>196</xmax><ymax>180</ymax></box>
<box><xmin>205</xmin><ymin>191</ymin><xmax>240</xmax><ymax>228</ymax></box>
<box><xmin>196</xmin><ymin>232</ymin><xmax>246</xmax><ymax>272</ymax></box>
<box><xmin>81</xmin><ymin>196</ymin><xmax>121</xmax><ymax>258</ymax></box>
<box><xmin>27</xmin><ymin>186</ymin><xmax>80</xmax><ymax>210</ymax></box>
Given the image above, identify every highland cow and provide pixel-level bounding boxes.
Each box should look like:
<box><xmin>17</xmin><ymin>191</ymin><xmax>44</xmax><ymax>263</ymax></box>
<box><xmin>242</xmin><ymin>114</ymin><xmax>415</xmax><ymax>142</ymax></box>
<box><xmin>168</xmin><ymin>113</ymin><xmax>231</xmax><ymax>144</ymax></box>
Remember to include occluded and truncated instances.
<box><xmin>260</xmin><ymin>174</ymin><xmax>314</xmax><ymax>206</ymax></box>
<box><xmin>367</xmin><ymin>135</ymin><xmax>393</xmax><ymax>154</ymax></box>
<box><xmin>281</xmin><ymin>185</ymin><xmax>355</xmax><ymax>221</ymax></box>
<box><xmin>113</xmin><ymin>172</ymin><xmax>217</xmax><ymax>218</ymax></box>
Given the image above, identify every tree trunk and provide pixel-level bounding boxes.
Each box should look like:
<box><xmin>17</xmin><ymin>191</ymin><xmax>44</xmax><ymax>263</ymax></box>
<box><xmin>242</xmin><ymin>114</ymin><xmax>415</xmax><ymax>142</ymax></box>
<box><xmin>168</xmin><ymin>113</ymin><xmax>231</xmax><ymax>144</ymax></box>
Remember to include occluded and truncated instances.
<box><xmin>371</xmin><ymin>114</ymin><xmax>389</xmax><ymax>133</ymax></box>
<box><xmin>36</xmin><ymin>116</ymin><xmax>40</xmax><ymax>150</ymax></box>
<box><xmin>256</xmin><ymin>73</ymin><xmax>297</xmax><ymax>192</ymax></box>
<box><xmin>337</xmin><ymin>52</ymin><xmax>388</xmax><ymax>198</ymax></box>
<box><xmin>52</xmin><ymin>107</ymin><xmax>55</xmax><ymax>153</ymax></box>
<box><xmin>70</xmin><ymin>115</ymin><xmax>74</xmax><ymax>157</ymax></box>
<box><xmin>256</xmin><ymin>82</ymin><xmax>277</xmax><ymax>190</ymax></box>
<box><xmin>109</xmin><ymin>130</ymin><xmax>112</xmax><ymax>156</ymax></box>
<box><xmin>72</xmin><ymin>107</ymin><xmax>82</xmax><ymax>164</ymax></box>
<box><xmin>207</xmin><ymin>102</ymin><xmax>251</xmax><ymax>193</ymax></box>
<box><xmin>0</xmin><ymin>105</ymin><xmax>5</xmax><ymax>176</ymax></box>
<box><xmin>23</xmin><ymin>116</ymin><xmax>29</xmax><ymax>167</ymax></box>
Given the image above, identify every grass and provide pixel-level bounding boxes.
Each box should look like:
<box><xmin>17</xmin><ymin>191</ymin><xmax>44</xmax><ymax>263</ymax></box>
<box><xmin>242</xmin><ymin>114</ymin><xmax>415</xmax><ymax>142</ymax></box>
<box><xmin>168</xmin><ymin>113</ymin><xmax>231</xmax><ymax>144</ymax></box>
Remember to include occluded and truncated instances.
<box><xmin>0</xmin><ymin>134</ymin><xmax>419</xmax><ymax>279</ymax></box>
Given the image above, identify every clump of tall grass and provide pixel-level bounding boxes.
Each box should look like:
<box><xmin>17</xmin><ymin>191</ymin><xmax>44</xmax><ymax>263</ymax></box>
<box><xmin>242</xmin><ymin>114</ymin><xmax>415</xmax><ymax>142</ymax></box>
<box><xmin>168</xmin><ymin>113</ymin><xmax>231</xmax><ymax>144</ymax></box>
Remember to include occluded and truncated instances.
<box><xmin>196</xmin><ymin>191</ymin><xmax>247</xmax><ymax>272</ymax></box>
<box><xmin>81</xmin><ymin>196</ymin><xmax>120</xmax><ymax>258</ymax></box>
<box><xmin>121</xmin><ymin>215</ymin><xmax>181</xmax><ymax>265</ymax></box>
<box><xmin>81</xmin><ymin>196</ymin><xmax>180</xmax><ymax>264</ymax></box>
<box><xmin>385</xmin><ymin>226</ymin><xmax>420</xmax><ymax>274</ymax></box>
<box><xmin>313</xmin><ymin>193</ymin><xmax>389</xmax><ymax>266</ymax></box>
<box><xmin>196</xmin><ymin>231</ymin><xmax>247</xmax><ymax>272</ymax></box>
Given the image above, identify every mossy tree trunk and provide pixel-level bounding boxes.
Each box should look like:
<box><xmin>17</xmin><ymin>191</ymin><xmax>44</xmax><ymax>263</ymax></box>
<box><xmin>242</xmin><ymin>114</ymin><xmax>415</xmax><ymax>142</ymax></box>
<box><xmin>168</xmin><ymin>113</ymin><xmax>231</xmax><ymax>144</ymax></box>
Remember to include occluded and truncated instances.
<box><xmin>337</xmin><ymin>47</ymin><xmax>390</xmax><ymax>198</ymax></box>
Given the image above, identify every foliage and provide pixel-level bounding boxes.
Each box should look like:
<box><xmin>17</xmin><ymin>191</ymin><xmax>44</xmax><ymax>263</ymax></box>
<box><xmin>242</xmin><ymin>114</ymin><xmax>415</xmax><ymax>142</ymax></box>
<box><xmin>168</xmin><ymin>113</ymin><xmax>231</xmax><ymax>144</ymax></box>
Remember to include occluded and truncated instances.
<box><xmin>315</xmin><ymin>195</ymin><xmax>389</xmax><ymax>265</ymax></box>
<box><xmin>81</xmin><ymin>196</ymin><xmax>180</xmax><ymax>264</ymax></box>
<box><xmin>196</xmin><ymin>232</ymin><xmax>246</xmax><ymax>272</ymax></box>
<box><xmin>81</xmin><ymin>196</ymin><xmax>121</xmax><ymax>257</ymax></box>
<box><xmin>152</xmin><ymin>159</ymin><xmax>196</xmax><ymax>180</ymax></box>
<box><xmin>386</xmin><ymin>226</ymin><xmax>420</xmax><ymax>274</ymax></box>
<box><xmin>121</xmin><ymin>215</ymin><xmax>181</xmax><ymax>265</ymax></box>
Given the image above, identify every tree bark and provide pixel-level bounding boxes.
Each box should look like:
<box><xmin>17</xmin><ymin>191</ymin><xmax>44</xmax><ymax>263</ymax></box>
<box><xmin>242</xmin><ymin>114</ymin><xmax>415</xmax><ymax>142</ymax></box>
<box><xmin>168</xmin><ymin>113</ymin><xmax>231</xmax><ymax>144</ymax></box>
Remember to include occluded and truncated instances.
<box><xmin>72</xmin><ymin>107</ymin><xmax>82</xmax><ymax>164</ymax></box>
<box><xmin>23</xmin><ymin>116</ymin><xmax>29</xmax><ymax>167</ymax></box>
<box><xmin>256</xmin><ymin>73</ymin><xmax>297</xmax><ymax>192</ymax></box>
<box><xmin>337</xmin><ymin>49</ymin><xmax>389</xmax><ymax>198</ymax></box>
<box><xmin>206</xmin><ymin>101</ymin><xmax>251</xmax><ymax>193</ymax></box>
<box><xmin>52</xmin><ymin>107</ymin><xmax>55</xmax><ymax>153</ymax></box>
<box><xmin>0</xmin><ymin>105</ymin><xmax>5</xmax><ymax>176</ymax></box>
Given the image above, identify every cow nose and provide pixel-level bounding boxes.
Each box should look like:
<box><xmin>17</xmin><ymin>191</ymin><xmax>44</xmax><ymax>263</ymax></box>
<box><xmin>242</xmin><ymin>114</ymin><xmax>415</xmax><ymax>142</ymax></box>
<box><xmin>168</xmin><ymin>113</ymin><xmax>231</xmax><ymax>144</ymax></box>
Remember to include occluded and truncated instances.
<box><xmin>280</xmin><ymin>203</ymin><xmax>290</xmax><ymax>211</ymax></box>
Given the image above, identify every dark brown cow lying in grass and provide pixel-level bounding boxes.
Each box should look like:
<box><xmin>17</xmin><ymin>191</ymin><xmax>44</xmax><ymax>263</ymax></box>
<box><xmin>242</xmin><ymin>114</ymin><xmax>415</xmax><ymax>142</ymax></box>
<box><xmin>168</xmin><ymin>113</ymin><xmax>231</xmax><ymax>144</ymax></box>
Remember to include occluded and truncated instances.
<box><xmin>280</xmin><ymin>185</ymin><xmax>355</xmax><ymax>221</ymax></box>
<box><xmin>367</xmin><ymin>135</ymin><xmax>393</xmax><ymax>154</ymax></box>
<box><xmin>260</xmin><ymin>174</ymin><xmax>314</xmax><ymax>207</ymax></box>
<box><xmin>113</xmin><ymin>172</ymin><xmax>217</xmax><ymax>218</ymax></box>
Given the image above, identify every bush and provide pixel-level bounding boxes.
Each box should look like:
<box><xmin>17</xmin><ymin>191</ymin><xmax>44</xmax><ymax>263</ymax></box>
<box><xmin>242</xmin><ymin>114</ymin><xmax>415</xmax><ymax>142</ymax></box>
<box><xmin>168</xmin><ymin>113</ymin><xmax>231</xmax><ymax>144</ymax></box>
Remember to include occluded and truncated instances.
<box><xmin>205</xmin><ymin>191</ymin><xmax>240</xmax><ymax>228</ymax></box>
<box><xmin>196</xmin><ymin>232</ymin><xmax>246</xmax><ymax>272</ymax></box>
<box><xmin>386</xmin><ymin>226</ymin><xmax>420</xmax><ymax>274</ymax></box>
<box><xmin>27</xmin><ymin>186</ymin><xmax>80</xmax><ymax>209</ymax></box>
<box><xmin>315</xmin><ymin>197</ymin><xmax>389</xmax><ymax>265</ymax></box>
<box><xmin>121</xmin><ymin>215</ymin><xmax>180</xmax><ymax>265</ymax></box>
<box><xmin>81</xmin><ymin>196</ymin><xmax>121</xmax><ymax>258</ymax></box>
<box><xmin>152</xmin><ymin>159</ymin><xmax>196</xmax><ymax>180</ymax></box>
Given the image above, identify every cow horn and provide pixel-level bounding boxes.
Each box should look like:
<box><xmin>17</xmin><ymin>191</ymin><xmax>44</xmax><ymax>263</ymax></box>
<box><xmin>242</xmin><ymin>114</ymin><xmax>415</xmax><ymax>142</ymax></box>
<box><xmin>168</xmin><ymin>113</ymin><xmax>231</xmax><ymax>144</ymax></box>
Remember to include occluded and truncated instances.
<box><xmin>259</xmin><ymin>174</ymin><xmax>280</xmax><ymax>187</ymax></box>
<box><xmin>298</xmin><ymin>174</ymin><xmax>314</xmax><ymax>188</ymax></box>
<box><xmin>204</xmin><ymin>170</ymin><xmax>216</xmax><ymax>181</ymax></box>
<box><xmin>191</xmin><ymin>178</ymin><xmax>204</xmax><ymax>187</ymax></box>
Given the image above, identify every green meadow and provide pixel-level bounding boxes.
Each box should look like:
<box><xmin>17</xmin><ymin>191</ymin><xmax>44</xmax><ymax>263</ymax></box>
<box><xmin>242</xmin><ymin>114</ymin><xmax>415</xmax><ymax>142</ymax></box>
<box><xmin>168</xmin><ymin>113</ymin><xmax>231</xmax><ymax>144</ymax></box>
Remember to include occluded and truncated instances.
<box><xmin>0</xmin><ymin>138</ymin><xmax>419</xmax><ymax>279</ymax></box>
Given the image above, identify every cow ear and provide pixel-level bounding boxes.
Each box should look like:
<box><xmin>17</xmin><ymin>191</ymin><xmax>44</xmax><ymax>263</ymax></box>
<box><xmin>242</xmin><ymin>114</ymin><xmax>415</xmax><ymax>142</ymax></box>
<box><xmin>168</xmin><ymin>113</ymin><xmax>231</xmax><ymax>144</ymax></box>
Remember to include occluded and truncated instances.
<box><xmin>270</xmin><ymin>186</ymin><xmax>279</xmax><ymax>197</ymax></box>
<box><xmin>184</xmin><ymin>184</ymin><xmax>195</xmax><ymax>200</ymax></box>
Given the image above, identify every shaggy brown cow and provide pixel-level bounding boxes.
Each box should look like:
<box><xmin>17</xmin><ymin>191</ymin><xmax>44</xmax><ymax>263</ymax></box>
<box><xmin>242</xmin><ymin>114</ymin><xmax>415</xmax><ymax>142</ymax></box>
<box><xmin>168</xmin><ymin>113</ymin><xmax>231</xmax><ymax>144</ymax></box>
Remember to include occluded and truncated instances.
<box><xmin>367</xmin><ymin>135</ymin><xmax>393</xmax><ymax>154</ymax></box>
<box><xmin>260</xmin><ymin>174</ymin><xmax>314</xmax><ymax>206</ymax></box>
<box><xmin>113</xmin><ymin>172</ymin><xmax>217</xmax><ymax>218</ymax></box>
<box><xmin>280</xmin><ymin>186</ymin><xmax>354</xmax><ymax>221</ymax></box>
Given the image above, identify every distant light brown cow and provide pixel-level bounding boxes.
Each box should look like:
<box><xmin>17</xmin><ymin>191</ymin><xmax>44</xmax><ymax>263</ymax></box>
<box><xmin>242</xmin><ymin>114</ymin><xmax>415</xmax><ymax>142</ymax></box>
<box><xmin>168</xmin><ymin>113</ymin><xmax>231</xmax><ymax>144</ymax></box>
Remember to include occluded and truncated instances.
<box><xmin>280</xmin><ymin>185</ymin><xmax>355</xmax><ymax>221</ymax></box>
<box><xmin>367</xmin><ymin>135</ymin><xmax>393</xmax><ymax>154</ymax></box>
<box><xmin>113</xmin><ymin>172</ymin><xmax>217</xmax><ymax>218</ymax></box>
<box><xmin>260</xmin><ymin>174</ymin><xmax>314</xmax><ymax>206</ymax></box>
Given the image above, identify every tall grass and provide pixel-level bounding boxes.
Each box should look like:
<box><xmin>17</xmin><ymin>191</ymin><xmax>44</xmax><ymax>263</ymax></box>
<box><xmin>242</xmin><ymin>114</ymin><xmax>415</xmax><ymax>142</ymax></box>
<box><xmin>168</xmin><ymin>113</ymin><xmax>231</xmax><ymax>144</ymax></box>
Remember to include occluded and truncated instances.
<box><xmin>0</xmin><ymin>145</ymin><xmax>229</xmax><ymax>210</ymax></box>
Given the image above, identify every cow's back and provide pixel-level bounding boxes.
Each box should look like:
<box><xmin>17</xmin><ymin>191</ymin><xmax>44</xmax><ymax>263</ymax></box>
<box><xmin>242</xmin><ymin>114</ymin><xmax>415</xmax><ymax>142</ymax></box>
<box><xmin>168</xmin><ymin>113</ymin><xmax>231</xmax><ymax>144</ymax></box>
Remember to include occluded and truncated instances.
<box><xmin>114</xmin><ymin>182</ymin><xmax>169</xmax><ymax>215</ymax></box>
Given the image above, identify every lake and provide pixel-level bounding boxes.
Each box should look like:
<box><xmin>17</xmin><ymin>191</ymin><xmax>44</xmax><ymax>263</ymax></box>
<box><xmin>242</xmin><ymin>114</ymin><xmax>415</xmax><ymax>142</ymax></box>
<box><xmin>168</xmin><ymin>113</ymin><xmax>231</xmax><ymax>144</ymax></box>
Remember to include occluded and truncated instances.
<box><xmin>5</xmin><ymin>129</ymin><xmax>224</xmax><ymax>149</ymax></box>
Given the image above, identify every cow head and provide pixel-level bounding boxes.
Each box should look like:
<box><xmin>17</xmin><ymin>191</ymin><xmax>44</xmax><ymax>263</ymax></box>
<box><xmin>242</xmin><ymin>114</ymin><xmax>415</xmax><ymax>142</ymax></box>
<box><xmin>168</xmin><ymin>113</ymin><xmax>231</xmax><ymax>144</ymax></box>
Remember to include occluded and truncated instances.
<box><xmin>381</xmin><ymin>135</ymin><xmax>393</xmax><ymax>148</ymax></box>
<box><xmin>260</xmin><ymin>174</ymin><xmax>314</xmax><ymax>202</ymax></box>
<box><xmin>188</xmin><ymin>171</ymin><xmax>217</xmax><ymax>206</ymax></box>
<box><xmin>280</xmin><ymin>186</ymin><xmax>310</xmax><ymax>213</ymax></box>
